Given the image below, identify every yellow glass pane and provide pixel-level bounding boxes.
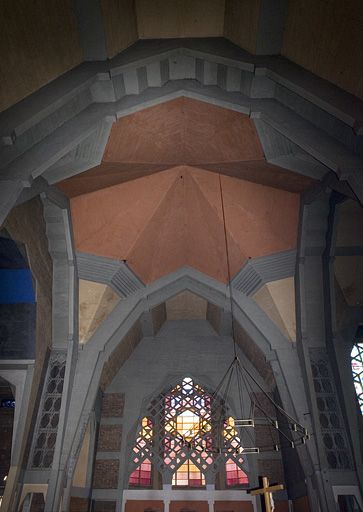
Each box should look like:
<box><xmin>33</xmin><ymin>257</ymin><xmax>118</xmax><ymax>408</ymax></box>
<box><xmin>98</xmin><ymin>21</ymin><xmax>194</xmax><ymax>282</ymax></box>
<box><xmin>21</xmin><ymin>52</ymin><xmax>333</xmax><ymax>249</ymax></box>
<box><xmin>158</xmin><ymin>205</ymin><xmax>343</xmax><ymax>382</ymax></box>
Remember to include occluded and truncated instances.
<box><xmin>141</xmin><ymin>417</ymin><xmax>153</xmax><ymax>439</ymax></box>
<box><xmin>176</xmin><ymin>410</ymin><xmax>200</xmax><ymax>440</ymax></box>
<box><xmin>172</xmin><ymin>460</ymin><xmax>205</xmax><ymax>487</ymax></box>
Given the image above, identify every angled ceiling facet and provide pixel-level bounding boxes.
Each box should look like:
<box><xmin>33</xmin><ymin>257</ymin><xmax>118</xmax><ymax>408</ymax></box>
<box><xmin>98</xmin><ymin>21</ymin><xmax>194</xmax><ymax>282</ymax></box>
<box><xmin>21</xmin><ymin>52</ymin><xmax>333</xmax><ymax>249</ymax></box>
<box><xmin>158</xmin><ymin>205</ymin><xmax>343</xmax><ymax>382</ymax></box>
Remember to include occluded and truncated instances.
<box><xmin>102</xmin><ymin>97</ymin><xmax>264</xmax><ymax>165</ymax></box>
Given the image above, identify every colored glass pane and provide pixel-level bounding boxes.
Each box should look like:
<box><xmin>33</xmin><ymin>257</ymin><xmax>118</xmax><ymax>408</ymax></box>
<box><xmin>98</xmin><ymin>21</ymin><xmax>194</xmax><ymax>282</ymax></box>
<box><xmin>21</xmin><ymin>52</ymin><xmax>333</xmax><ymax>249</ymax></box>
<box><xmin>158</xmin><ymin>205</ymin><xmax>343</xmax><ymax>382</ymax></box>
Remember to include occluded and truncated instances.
<box><xmin>175</xmin><ymin>410</ymin><xmax>200</xmax><ymax>440</ymax></box>
<box><xmin>172</xmin><ymin>459</ymin><xmax>205</xmax><ymax>487</ymax></box>
<box><xmin>224</xmin><ymin>417</ymin><xmax>243</xmax><ymax>451</ymax></box>
<box><xmin>129</xmin><ymin>458</ymin><xmax>152</xmax><ymax>487</ymax></box>
<box><xmin>226</xmin><ymin>458</ymin><xmax>249</xmax><ymax>486</ymax></box>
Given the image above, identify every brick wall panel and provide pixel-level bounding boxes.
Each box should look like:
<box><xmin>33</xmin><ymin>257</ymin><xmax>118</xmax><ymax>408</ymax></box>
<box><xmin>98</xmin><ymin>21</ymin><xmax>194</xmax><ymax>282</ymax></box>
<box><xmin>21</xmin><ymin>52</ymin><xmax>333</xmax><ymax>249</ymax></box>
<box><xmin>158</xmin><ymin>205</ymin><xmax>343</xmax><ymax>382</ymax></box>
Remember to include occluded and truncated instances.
<box><xmin>69</xmin><ymin>497</ymin><xmax>89</xmax><ymax>512</ymax></box>
<box><xmin>93</xmin><ymin>501</ymin><xmax>117</xmax><ymax>512</ymax></box>
<box><xmin>101</xmin><ymin>393</ymin><xmax>124</xmax><ymax>418</ymax></box>
<box><xmin>98</xmin><ymin>424</ymin><xmax>122</xmax><ymax>452</ymax></box>
<box><xmin>258</xmin><ymin>459</ymin><xmax>285</xmax><ymax>484</ymax></box>
<box><xmin>93</xmin><ymin>459</ymin><xmax>119</xmax><ymax>489</ymax></box>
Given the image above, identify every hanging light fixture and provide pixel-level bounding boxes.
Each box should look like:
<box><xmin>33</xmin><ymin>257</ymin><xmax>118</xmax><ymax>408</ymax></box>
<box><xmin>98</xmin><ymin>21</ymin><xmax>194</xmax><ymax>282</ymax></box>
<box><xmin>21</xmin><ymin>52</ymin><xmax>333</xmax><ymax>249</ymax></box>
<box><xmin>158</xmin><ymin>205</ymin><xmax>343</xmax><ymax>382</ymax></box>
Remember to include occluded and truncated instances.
<box><xmin>201</xmin><ymin>174</ymin><xmax>312</xmax><ymax>455</ymax></box>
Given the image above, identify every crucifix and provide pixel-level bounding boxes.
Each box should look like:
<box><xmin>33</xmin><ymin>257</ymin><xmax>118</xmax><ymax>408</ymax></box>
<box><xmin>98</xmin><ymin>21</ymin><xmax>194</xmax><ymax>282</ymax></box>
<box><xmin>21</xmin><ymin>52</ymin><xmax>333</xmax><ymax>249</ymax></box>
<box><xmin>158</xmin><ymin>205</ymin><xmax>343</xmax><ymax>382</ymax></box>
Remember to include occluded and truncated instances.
<box><xmin>248</xmin><ymin>476</ymin><xmax>284</xmax><ymax>512</ymax></box>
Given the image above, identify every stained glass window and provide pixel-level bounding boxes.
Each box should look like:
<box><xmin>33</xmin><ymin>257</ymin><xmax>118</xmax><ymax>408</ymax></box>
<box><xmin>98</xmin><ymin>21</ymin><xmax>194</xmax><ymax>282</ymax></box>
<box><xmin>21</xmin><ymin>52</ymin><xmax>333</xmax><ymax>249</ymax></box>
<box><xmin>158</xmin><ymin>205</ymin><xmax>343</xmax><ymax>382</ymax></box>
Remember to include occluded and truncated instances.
<box><xmin>128</xmin><ymin>377</ymin><xmax>248</xmax><ymax>488</ymax></box>
<box><xmin>351</xmin><ymin>342</ymin><xmax>363</xmax><ymax>414</ymax></box>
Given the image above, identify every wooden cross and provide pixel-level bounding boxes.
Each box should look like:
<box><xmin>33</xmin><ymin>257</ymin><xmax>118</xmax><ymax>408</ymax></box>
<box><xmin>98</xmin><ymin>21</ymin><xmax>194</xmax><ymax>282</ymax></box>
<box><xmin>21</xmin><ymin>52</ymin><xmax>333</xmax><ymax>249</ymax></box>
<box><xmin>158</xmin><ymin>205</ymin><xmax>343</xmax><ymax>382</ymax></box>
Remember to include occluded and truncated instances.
<box><xmin>248</xmin><ymin>476</ymin><xmax>284</xmax><ymax>512</ymax></box>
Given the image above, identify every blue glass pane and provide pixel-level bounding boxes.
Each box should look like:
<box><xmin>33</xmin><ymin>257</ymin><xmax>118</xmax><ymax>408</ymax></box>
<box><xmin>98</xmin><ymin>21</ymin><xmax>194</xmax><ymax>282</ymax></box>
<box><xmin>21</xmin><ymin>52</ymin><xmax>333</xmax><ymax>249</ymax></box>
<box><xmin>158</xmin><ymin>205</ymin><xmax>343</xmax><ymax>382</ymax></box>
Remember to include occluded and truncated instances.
<box><xmin>0</xmin><ymin>269</ymin><xmax>35</xmax><ymax>303</ymax></box>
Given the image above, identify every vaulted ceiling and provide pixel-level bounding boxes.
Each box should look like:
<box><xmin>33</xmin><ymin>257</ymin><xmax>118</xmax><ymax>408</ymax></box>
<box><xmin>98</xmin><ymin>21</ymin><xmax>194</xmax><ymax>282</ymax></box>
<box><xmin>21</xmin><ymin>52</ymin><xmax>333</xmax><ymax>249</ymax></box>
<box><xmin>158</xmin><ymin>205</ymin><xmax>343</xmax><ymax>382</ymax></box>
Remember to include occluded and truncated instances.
<box><xmin>60</xmin><ymin>98</ymin><xmax>303</xmax><ymax>284</ymax></box>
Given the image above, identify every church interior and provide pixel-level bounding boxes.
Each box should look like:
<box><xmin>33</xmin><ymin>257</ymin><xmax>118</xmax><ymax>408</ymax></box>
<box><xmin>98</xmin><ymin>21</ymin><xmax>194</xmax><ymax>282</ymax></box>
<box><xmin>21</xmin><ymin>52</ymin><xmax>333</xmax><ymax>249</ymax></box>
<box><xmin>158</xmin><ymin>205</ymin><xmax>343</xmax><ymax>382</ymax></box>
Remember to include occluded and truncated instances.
<box><xmin>0</xmin><ymin>1</ymin><xmax>363</xmax><ymax>511</ymax></box>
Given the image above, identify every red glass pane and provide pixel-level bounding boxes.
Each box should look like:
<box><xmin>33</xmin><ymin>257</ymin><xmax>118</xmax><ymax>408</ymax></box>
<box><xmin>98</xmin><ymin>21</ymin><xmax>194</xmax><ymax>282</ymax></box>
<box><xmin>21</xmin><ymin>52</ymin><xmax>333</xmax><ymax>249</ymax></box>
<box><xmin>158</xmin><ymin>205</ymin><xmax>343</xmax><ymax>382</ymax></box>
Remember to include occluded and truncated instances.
<box><xmin>226</xmin><ymin>459</ymin><xmax>248</xmax><ymax>486</ymax></box>
<box><xmin>129</xmin><ymin>459</ymin><xmax>152</xmax><ymax>487</ymax></box>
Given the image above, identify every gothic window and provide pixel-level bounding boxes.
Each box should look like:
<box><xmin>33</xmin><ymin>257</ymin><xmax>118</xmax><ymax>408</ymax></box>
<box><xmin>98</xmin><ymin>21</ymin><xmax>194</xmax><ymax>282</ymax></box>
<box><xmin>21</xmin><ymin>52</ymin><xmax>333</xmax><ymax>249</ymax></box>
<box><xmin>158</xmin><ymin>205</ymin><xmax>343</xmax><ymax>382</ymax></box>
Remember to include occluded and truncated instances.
<box><xmin>351</xmin><ymin>340</ymin><xmax>363</xmax><ymax>414</ymax></box>
<box><xmin>128</xmin><ymin>377</ymin><xmax>249</xmax><ymax>488</ymax></box>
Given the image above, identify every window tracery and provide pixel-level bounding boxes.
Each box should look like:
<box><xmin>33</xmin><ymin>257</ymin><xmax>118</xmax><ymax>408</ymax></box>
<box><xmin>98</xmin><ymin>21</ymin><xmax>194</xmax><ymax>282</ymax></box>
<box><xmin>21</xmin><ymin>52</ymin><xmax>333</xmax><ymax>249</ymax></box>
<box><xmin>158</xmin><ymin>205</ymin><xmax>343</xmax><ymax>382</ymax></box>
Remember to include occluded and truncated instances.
<box><xmin>351</xmin><ymin>341</ymin><xmax>363</xmax><ymax>414</ymax></box>
<box><xmin>128</xmin><ymin>377</ymin><xmax>249</xmax><ymax>488</ymax></box>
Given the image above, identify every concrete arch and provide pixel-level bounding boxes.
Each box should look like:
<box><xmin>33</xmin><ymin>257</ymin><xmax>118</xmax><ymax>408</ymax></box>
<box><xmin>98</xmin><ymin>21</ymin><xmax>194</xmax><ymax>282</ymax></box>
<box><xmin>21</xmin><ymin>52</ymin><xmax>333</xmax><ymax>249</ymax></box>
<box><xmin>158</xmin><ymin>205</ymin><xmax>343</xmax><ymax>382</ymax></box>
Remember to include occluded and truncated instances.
<box><xmin>60</xmin><ymin>266</ymin><xmax>316</xmax><ymax>510</ymax></box>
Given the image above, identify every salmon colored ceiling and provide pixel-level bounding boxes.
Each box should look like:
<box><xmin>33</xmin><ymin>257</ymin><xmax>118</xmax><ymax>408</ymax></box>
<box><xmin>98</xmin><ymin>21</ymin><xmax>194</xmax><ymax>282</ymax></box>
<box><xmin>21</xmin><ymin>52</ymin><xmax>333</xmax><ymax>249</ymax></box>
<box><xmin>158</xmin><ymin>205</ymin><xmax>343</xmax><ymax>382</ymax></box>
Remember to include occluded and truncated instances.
<box><xmin>70</xmin><ymin>166</ymin><xmax>300</xmax><ymax>284</ymax></box>
<box><xmin>102</xmin><ymin>97</ymin><xmax>264</xmax><ymax>164</ymax></box>
<box><xmin>58</xmin><ymin>97</ymin><xmax>315</xmax><ymax>197</ymax></box>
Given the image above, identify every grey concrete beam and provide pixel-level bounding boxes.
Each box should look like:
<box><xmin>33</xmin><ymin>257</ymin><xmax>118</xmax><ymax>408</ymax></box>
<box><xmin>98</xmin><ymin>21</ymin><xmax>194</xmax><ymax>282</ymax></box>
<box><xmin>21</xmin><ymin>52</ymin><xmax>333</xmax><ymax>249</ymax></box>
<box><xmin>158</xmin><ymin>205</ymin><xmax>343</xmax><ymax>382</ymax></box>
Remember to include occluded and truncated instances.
<box><xmin>254</xmin><ymin>118</ymin><xmax>329</xmax><ymax>179</ymax></box>
<box><xmin>76</xmin><ymin>252</ymin><xmax>145</xmax><ymax>298</ymax></box>
<box><xmin>256</xmin><ymin>100</ymin><xmax>362</xmax><ymax>176</ymax></box>
<box><xmin>232</xmin><ymin>249</ymin><xmax>296</xmax><ymax>295</ymax></box>
<box><xmin>43</xmin><ymin>119</ymin><xmax>113</xmax><ymax>184</ymax></box>
<box><xmin>77</xmin><ymin>252</ymin><xmax>122</xmax><ymax>284</ymax></box>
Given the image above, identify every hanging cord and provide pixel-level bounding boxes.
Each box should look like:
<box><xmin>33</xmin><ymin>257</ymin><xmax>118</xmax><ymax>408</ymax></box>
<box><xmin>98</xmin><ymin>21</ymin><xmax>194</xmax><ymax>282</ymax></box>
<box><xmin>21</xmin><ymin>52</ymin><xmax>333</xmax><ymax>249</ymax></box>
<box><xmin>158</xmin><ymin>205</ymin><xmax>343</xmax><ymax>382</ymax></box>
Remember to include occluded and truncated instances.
<box><xmin>218</xmin><ymin>174</ymin><xmax>238</xmax><ymax>358</ymax></box>
<box><xmin>219</xmin><ymin>173</ymin><xmax>256</xmax><ymax>448</ymax></box>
